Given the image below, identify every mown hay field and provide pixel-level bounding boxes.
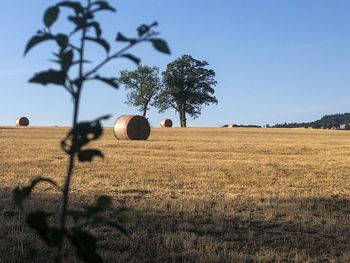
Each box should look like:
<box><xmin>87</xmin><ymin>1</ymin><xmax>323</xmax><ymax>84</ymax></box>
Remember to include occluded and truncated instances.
<box><xmin>0</xmin><ymin>127</ymin><xmax>350</xmax><ymax>262</ymax></box>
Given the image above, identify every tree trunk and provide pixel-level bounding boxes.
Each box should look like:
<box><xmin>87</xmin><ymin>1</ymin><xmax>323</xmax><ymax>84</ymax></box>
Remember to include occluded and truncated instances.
<box><xmin>179</xmin><ymin>104</ymin><xmax>187</xmax><ymax>127</ymax></box>
<box><xmin>142</xmin><ymin>100</ymin><xmax>150</xmax><ymax>117</ymax></box>
<box><xmin>179</xmin><ymin>110</ymin><xmax>183</xmax><ymax>127</ymax></box>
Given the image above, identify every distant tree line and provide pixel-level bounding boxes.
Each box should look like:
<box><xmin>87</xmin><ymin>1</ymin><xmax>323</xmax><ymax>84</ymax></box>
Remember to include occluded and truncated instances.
<box><xmin>222</xmin><ymin>124</ymin><xmax>262</xmax><ymax>128</ymax></box>
<box><xmin>272</xmin><ymin>113</ymin><xmax>350</xmax><ymax>129</ymax></box>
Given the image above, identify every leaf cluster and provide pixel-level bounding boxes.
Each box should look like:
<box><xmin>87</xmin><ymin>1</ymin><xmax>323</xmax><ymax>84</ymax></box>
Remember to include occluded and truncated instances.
<box><xmin>157</xmin><ymin>55</ymin><xmax>218</xmax><ymax>118</ymax></box>
<box><xmin>25</xmin><ymin>0</ymin><xmax>170</xmax><ymax>95</ymax></box>
<box><xmin>61</xmin><ymin>115</ymin><xmax>110</xmax><ymax>160</ymax></box>
<box><xmin>119</xmin><ymin>66</ymin><xmax>162</xmax><ymax>116</ymax></box>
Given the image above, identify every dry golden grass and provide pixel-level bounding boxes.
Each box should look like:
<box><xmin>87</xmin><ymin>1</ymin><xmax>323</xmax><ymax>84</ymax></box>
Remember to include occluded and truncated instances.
<box><xmin>1</xmin><ymin>127</ymin><xmax>350</xmax><ymax>262</ymax></box>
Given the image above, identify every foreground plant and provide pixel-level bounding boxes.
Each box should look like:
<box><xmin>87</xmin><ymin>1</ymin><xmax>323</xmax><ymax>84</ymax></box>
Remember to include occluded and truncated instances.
<box><xmin>13</xmin><ymin>1</ymin><xmax>170</xmax><ymax>262</ymax></box>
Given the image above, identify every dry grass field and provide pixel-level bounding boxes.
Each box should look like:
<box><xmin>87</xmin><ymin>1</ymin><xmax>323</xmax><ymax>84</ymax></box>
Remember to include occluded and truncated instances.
<box><xmin>1</xmin><ymin>127</ymin><xmax>350</xmax><ymax>262</ymax></box>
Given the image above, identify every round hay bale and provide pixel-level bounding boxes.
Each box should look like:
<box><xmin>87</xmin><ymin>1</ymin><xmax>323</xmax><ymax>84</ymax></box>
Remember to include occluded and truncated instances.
<box><xmin>113</xmin><ymin>115</ymin><xmax>150</xmax><ymax>140</ymax></box>
<box><xmin>228</xmin><ymin>124</ymin><xmax>236</xmax><ymax>128</ymax></box>
<box><xmin>16</xmin><ymin>117</ymin><xmax>29</xmax><ymax>126</ymax></box>
<box><xmin>160</xmin><ymin>119</ymin><xmax>173</xmax><ymax>128</ymax></box>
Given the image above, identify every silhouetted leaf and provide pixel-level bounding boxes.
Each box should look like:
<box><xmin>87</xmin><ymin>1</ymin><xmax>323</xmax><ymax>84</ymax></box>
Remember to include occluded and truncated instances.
<box><xmin>115</xmin><ymin>32</ymin><xmax>136</xmax><ymax>44</ymax></box>
<box><xmin>121</xmin><ymin>54</ymin><xmax>140</xmax><ymax>65</ymax></box>
<box><xmin>94</xmin><ymin>76</ymin><xmax>119</xmax><ymax>89</ymax></box>
<box><xmin>24</xmin><ymin>34</ymin><xmax>54</xmax><ymax>56</ymax></box>
<box><xmin>88</xmin><ymin>22</ymin><xmax>102</xmax><ymax>38</ymax></box>
<box><xmin>24</xmin><ymin>33</ymin><xmax>68</xmax><ymax>56</ymax></box>
<box><xmin>69</xmin><ymin>230</ymin><xmax>103</xmax><ymax>263</ymax></box>
<box><xmin>29</xmin><ymin>70</ymin><xmax>66</xmax><ymax>86</ymax></box>
<box><xmin>116</xmin><ymin>32</ymin><xmax>127</xmax><ymax>42</ymax></box>
<box><xmin>74</xmin><ymin>122</ymin><xmax>103</xmax><ymax>141</ymax></box>
<box><xmin>44</xmin><ymin>6</ymin><xmax>60</xmax><ymax>28</ymax></box>
<box><xmin>72</xmin><ymin>59</ymin><xmax>92</xmax><ymax>66</ymax></box>
<box><xmin>149</xmin><ymin>38</ymin><xmax>170</xmax><ymax>54</ymax></box>
<box><xmin>60</xmin><ymin>49</ymin><xmax>74</xmax><ymax>72</ymax></box>
<box><xmin>68</xmin><ymin>15</ymin><xmax>86</xmax><ymax>29</ymax></box>
<box><xmin>136</xmin><ymin>21</ymin><xmax>158</xmax><ymax>37</ymax></box>
<box><xmin>97</xmin><ymin>114</ymin><xmax>111</xmax><ymax>121</ymax></box>
<box><xmin>13</xmin><ymin>177</ymin><xmax>59</xmax><ymax>210</ymax></box>
<box><xmin>137</xmin><ymin>24</ymin><xmax>150</xmax><ymax>37</ymax></box>
<box><xmin>55</xmin><ymin>34</ymin><xmax>69</xmax><ymax>49</ymax></box>
<box><xmin>84</xmin><ymin>37</ymin><xmax>110</xmax><ymax>53</ymax></box>
<box><xmin>92</xmin><ymin>1</ymin><xmax>116</xmax><ymax>12</ymax></box>
<box><xmin>78</xmin><ymin>149</ymin><xmax>104</xmax><ymax>162</ymax></box>
<box><xmin>150</xmin><ymin>21</ymin><xmax>158</xmax><ymax>27</ymax></box>
<box><xmin>57</xmin><ymin>1</ymin><xmax>83</xmax><ymax>14</ymax></box>
<box><xmin>62</xmin><ymin>115</ymin><xmax>110</xmax><ymax>153</ymax></box>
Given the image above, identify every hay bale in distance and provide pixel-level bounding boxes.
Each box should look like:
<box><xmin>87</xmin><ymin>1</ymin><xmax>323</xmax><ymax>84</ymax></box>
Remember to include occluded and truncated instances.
<box><xmin>16</xmin><ymin>117</ymin><xmax>29</xmax><ymax>127</ymax></box>
<box><xmin>339</xmin><ymin>124</ymin><xmax>350</xmax><ymax>130</ymax></box>
<box><xmin>113</xmin><ymin>115</ymin><xmax>150</xmax><ymax>140</ymax></box>
<box><xmin>160</xmin><ymin>119</ymin><xmax>173</xmax><ymax>128</ymax></box>
<box><xmin>228</xmin><ymin>124</ymin><xmax>237</xmax><ymax>128</ymax></box>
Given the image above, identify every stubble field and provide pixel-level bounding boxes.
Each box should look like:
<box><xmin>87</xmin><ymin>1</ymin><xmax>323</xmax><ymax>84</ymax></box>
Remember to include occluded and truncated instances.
<box><xmin>0</xmin><ymin>126</ymin><xmax>350</xmax><ymax>262</ymax></box>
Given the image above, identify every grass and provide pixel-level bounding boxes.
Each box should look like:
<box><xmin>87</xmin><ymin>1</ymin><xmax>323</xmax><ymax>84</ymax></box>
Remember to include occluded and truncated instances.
<box><xmin>0</xmin><ymin>127</ymin><xmax>350</xmax><ymax>262</ymax></box>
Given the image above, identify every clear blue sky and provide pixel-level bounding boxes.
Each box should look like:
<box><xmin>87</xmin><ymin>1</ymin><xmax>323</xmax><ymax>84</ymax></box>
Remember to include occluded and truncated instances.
<box><xmin>1</xmin><ymin>0</ymin><xmax>350</xmax><ymax>127</ymax></box>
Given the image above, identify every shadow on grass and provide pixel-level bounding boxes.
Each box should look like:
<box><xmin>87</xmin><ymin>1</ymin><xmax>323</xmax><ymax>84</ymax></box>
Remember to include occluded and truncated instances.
<box><xmin>0</xmin><ymin>186</ymin><xmax>349</xmax><ymax>262</ymax></box>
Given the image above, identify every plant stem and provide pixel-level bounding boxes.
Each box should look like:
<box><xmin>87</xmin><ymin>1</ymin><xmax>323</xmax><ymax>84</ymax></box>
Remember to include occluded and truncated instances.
<box><xmin>59</xmin><ymin>22</ymin><xmax>87</xmax><ymax>257</ymax></box>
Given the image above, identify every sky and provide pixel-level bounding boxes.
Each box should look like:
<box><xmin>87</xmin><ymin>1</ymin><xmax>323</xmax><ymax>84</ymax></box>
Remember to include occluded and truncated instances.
<box><xmin>1</xmin><ymin>0</ymin><xmax>350</xmax><ymax>127</ymax></box>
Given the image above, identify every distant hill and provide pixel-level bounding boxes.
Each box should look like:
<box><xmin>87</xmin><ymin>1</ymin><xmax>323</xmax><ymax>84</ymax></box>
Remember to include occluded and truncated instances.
<box><xmin>272</xmin><ymin>113</ymin><xmax>350</xmax><ymax>128</ymax></box>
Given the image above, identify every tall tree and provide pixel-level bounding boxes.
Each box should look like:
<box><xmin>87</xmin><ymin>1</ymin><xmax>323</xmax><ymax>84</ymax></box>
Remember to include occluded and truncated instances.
<box><xmin>157</xmin><ymin>55</ymin><xmax>218</xmax><ymax>127</ymax></box>
<box><xmin>119</xmin><ymin>66</ymin><xmax>161</xmax><ymax>117</ymax></box>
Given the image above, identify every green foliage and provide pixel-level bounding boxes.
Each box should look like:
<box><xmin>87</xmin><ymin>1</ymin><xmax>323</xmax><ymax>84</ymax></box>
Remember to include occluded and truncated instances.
<box><xmin>149</xmin><ymin>38</ymin><xmax>171</xmax><ymax>54</ymax></box>
<box><xmin>78</xmin><ymin>149</ymin><xmax>104</xmax><ymax>162</ymax></box>
<box><xmin>24</xmin><ymin>33</ymin><xmax>68</xmax><ymax>55</ymax></box>
<box><xmin>272</xmin><ymin>113</ymin><xmax>350</xmax><ymax>128</ymax></box>
<box><xmin>44</xmin><ymin>6</ymin><xmax>60</xmax><ymax>28</ymax></box>
<box><xmin>29</xmin><ymin>69</ymin><xmax>66</xmax><ymax>85</ymax></box>
<box><xmin>14</xmin><ymin>0</ymin><xmax>169</xmax><ymax>262</ymax></box>
<box><xmin>157</xmin><ymin>55</ymin><xmax>218</xmax><ymax>127</ymax></box>
<box><xmin>60</xmin><ymin>115</ymin><xmax>109</xmax><ymax>154</ymax></box>
<box><xmin>119</xmin><ymin>65</ymin><xmax>162</xmax><ymax>117</ymax></box>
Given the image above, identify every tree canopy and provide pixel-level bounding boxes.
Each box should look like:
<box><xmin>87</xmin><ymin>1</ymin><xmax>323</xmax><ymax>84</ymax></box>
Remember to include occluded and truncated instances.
<box><xmin>119</xmin><ymin>66</ymin><xmax>162</xmax><ymax>117</ymax></box>
<box><xmin>157</xmin><ymin>55</ymin><xmax>217</xmax><ymax>127</ymax></box>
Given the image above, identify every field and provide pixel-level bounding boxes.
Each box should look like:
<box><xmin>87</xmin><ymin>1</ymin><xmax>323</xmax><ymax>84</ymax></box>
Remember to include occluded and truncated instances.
<box><xmin>1</xmin><ymin>127</ymin><xmax>350</xmax><ymax>262</ymax></box>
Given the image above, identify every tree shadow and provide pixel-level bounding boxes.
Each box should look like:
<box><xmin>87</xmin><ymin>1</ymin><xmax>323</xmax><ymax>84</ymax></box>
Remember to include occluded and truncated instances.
<box><xmin>1</xmin><ymin>186</ymin><xmax>349</xmax><ymax>262</ymax></box>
